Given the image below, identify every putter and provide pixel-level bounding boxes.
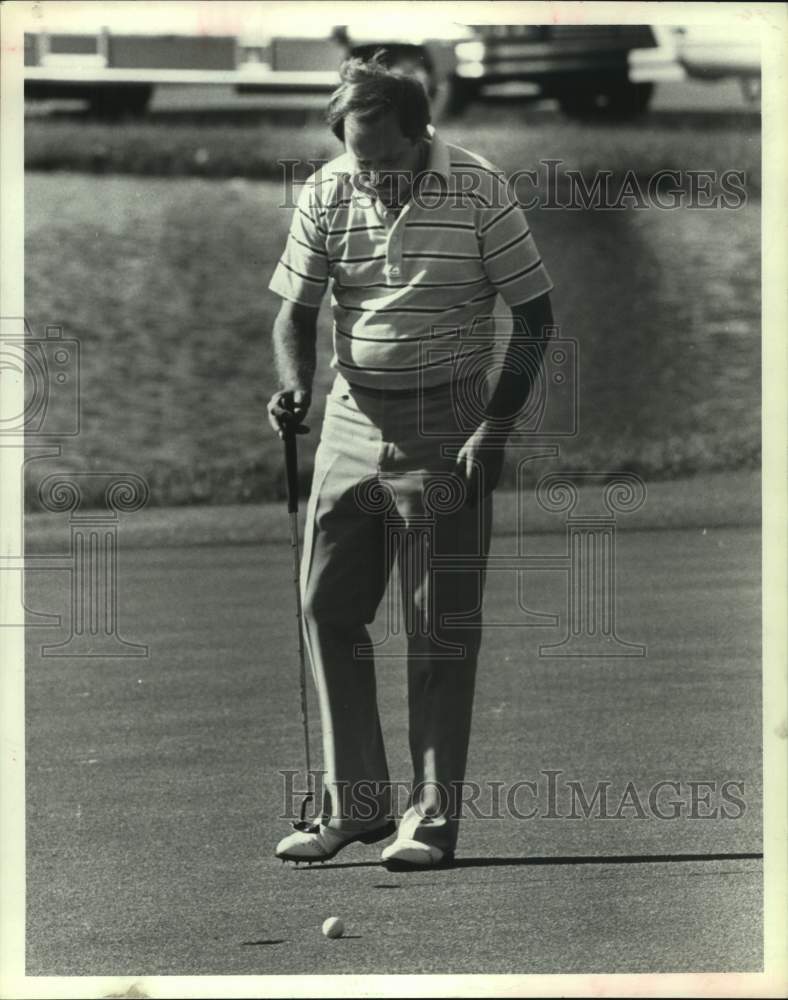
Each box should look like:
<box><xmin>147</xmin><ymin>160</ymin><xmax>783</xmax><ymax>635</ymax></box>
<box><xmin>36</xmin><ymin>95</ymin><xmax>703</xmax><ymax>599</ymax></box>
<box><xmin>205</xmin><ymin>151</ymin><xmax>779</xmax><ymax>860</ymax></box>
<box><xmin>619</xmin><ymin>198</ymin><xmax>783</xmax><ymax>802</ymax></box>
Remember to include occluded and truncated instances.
<box><xmin>283</xmin><ymin>427</ymin><xmax>314</xmax><ymax>830</ymax></box>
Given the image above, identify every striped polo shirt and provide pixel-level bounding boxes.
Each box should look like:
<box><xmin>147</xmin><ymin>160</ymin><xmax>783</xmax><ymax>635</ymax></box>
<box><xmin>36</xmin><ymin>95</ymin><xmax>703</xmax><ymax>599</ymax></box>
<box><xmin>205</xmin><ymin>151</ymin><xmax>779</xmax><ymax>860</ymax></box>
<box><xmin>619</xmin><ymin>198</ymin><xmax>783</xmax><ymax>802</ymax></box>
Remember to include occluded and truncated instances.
<box><xmin>268</xmin><ymin>128</ymin><xmax>553</xmax><ymax>390</ymax></box>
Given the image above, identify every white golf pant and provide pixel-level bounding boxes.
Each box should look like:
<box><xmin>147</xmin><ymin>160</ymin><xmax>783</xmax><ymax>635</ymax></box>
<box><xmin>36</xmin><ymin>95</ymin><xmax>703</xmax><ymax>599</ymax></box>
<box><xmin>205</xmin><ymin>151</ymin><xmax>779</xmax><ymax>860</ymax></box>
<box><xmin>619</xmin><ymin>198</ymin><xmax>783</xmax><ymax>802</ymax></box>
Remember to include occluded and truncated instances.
<box><xmin>300</xmin><ymin>372</ymin><xmax>492</xmax><ymax>853</ymax></box>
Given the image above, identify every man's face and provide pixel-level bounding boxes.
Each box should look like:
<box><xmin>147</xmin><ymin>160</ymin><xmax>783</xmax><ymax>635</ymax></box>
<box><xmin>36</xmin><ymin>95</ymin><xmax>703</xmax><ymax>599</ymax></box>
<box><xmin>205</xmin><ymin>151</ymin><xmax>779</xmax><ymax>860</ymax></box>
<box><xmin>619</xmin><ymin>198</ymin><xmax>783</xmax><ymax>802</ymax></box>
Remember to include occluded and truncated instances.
<box><xmin>344</xmin><ymin>111</ymin><xmax>424</xmax><ymax>206</ymax></box>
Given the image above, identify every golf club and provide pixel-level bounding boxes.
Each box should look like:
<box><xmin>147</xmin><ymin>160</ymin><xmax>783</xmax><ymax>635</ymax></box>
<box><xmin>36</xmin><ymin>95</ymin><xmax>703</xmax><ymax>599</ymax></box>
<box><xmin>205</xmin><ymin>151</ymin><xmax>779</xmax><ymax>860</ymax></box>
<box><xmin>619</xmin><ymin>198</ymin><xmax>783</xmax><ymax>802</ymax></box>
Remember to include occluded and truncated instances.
<box><xmin>283</xmin><ymin>427</ymin><xmax>314</xmax><ymax>830</ymax></box>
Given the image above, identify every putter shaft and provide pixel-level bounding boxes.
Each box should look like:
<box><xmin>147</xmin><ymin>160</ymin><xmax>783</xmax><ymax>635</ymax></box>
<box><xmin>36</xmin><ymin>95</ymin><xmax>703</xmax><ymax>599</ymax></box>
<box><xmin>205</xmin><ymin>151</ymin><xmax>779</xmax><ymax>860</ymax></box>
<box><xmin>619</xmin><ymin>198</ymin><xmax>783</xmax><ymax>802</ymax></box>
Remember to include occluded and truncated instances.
<box><xmin>289</xmin><ymin>510</ymin><xmax>311</xmax><ymax>778</ymax></box>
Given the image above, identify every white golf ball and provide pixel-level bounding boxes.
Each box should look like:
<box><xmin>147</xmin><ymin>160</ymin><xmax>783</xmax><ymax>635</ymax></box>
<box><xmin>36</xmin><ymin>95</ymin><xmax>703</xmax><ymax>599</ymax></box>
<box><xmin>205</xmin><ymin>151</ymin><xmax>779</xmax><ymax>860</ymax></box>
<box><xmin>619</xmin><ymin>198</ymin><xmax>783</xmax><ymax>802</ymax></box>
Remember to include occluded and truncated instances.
<box><xmin>322</xmin><ymin>916</ymin><xmax>344</xmax><ymax>939</ymax></box>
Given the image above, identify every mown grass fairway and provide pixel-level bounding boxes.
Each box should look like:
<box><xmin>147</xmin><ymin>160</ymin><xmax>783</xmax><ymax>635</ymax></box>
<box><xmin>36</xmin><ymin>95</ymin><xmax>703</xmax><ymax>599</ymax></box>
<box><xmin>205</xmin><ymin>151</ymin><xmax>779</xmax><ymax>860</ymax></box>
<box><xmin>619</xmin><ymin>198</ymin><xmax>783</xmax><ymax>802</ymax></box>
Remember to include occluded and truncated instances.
<box><xmin>25</xmin><ymin>525</ymin><xmax>762</xmax><ymax>974</ymax></box>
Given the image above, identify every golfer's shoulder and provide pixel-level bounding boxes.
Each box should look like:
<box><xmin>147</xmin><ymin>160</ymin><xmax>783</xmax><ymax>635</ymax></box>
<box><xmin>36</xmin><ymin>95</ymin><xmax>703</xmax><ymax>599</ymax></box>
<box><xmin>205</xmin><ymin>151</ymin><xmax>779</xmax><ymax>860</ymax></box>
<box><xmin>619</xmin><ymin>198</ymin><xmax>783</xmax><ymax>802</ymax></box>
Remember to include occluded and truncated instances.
<box><xmin>444</xmin><ymin>142</ymin><xmax>510</xmax><ymax>207</ymax></box>
<box><xmin>301</xmin><ymin>151</ymin><xmax>353</xmax><ymax>212</ymax></box>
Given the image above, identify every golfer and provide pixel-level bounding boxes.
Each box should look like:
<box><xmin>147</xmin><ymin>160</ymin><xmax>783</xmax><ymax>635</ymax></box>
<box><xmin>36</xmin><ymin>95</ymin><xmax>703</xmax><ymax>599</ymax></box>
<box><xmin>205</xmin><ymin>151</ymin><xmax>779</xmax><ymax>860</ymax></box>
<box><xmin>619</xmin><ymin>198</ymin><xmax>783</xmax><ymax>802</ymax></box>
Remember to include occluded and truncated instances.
<box><xmin>268</xmin><ymin>55</ymin><xmax>553</xmax><ymax>869</ymax></box>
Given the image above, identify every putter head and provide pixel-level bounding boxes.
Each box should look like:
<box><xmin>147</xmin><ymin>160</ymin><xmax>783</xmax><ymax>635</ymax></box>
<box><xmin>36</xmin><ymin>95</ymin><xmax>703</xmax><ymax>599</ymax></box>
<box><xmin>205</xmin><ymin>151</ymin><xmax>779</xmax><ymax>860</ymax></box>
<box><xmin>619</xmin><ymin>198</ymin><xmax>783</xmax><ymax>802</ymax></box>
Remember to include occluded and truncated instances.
<box><xmin>291</xmin><ymin>792</ymin><xmax>315</xmax><ymax>832</ymax></box>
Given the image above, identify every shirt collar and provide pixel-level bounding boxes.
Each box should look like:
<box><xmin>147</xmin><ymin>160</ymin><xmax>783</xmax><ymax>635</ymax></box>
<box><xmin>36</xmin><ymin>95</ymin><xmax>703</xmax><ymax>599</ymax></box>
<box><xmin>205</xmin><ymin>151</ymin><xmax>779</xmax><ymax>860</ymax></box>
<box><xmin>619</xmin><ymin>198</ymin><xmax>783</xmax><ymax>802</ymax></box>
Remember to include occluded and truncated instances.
<box><xmin>424</xmin><ymin>124</ymin><xmax>451</xmax><ymax>182</ymax></box>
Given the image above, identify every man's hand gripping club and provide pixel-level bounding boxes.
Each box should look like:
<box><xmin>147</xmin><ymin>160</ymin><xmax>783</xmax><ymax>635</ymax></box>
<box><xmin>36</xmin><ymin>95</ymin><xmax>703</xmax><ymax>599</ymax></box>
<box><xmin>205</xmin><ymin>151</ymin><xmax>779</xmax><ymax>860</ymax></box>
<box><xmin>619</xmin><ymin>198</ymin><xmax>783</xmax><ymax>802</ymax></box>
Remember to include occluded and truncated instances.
<box><xmin>267</xmin><ymin>300</ymin><xmax>319</xmax><ymax>439</ymax></box>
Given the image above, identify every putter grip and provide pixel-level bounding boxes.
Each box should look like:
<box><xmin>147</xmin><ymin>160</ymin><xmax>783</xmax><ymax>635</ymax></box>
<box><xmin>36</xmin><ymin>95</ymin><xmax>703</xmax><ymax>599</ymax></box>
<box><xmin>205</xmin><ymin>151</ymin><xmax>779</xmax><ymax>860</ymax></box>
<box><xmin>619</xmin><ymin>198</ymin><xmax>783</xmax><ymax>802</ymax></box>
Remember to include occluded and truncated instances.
<box><xmin>284</xmin><ymin>431</ymin><xmax>299</xmax><ymax>514</ymax></box>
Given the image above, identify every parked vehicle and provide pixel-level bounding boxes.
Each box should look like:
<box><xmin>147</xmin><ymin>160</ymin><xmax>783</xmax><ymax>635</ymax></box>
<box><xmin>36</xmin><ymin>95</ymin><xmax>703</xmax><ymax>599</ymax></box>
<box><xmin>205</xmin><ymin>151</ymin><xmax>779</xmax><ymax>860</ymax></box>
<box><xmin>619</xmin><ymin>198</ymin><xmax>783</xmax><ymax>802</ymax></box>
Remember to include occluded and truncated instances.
<box><xmin>24</xmin><ymin>16</ymin><xmax>669</xmax><ymax>120</ymax></box>
<box><xmin>673</xmin><ymin>25</ymin><xmax>760</xmax><ymax>103</ymax></box>
<box><xmin>239</xmin><ymin>21</ymin><xmax>667</xmax><ymax>119</ymax></box>
<box><xmin>23</xmin><ymin>19</ymin><xmax>471</xmax><ymax>118</ymax></box>
<box><xmin>629</xmin><ymin>25</ymin><xmax>761</xmax><ymax>104</ymax></box>
<box><xmin>447</xmin><ymin>24</ymin><xmax>660</xmax><ymax>117</ymax></box>
<box><xmin>24</xmin><ymin>30</ymin><xmax>239</xmax><ymax>116</ymax></box>
<box><xmin>236</xmin><ymin>19</ymin><xmax>473</xmax><ymax>106</ymax></box>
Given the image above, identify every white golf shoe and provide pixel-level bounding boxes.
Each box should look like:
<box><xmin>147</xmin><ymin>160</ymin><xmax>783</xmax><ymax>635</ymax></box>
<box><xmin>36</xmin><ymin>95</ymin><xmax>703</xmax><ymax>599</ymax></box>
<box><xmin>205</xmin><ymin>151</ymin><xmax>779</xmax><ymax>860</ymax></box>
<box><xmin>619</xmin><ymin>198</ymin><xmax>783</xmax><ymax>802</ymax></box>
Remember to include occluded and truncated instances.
<box><xmin>275</xmin><ymin>819</ymin><xmax>396</xmax><ymax>863</ymax></box>
<box><xmin>380</xmin><ymin>838</ymin><xmax>453</xmax><ymax>870</ymax></box>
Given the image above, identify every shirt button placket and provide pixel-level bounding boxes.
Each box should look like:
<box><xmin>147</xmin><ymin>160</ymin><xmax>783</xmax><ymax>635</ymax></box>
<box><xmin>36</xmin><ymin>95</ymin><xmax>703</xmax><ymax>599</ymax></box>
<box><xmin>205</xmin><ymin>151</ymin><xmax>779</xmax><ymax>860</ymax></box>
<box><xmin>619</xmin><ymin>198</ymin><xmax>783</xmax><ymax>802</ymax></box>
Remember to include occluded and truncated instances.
<box><xmin>386</xmin><ymin>216</ymin><xmax>403</xmax><ymax>282</ymax></box>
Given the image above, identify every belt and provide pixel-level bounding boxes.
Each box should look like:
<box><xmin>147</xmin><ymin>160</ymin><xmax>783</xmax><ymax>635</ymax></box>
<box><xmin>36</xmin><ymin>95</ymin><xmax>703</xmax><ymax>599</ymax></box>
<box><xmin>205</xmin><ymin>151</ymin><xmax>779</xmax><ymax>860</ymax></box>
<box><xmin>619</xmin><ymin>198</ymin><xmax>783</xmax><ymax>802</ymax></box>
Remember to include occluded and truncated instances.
<box><xmin>343</xmin><ymin>377</ymin><xmax>474</xmax><ymax>399</ymax></box>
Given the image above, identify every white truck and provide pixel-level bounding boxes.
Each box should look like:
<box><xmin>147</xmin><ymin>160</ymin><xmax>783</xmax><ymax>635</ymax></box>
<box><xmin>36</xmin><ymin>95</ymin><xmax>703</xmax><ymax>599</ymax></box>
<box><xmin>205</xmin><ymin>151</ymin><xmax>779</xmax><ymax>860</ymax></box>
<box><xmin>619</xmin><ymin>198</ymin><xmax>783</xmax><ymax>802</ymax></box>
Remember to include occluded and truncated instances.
<box><xmin>629</xmin><ymin>25</ymin><xmax>761</xmax><ymax>104</ymax></box>
<box><xmin>23</xmin><ymin>15</ymin><xmax>472</xmax><ymax>117</ymax></box>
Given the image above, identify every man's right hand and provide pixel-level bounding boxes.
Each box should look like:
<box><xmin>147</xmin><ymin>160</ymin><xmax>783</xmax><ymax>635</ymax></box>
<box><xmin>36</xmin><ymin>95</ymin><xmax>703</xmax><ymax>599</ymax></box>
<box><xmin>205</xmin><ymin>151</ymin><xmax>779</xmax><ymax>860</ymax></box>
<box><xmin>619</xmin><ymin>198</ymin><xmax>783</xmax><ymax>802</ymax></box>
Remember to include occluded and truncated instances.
<box><xmin>267</xmin><ymin>388</ymin><xmax>311</xmax><ymax>439</ymax></box>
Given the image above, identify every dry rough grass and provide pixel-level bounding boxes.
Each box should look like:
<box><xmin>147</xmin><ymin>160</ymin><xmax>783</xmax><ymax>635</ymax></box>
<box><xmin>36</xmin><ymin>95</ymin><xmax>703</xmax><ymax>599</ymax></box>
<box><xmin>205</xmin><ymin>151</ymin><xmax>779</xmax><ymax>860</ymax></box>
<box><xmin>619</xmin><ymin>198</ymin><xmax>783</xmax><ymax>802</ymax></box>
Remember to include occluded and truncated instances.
<box><xmin>25</xmin><ymin>107</ymin><xmax>761</xmax><ymax>192</ymax></box>
<box><xmin>23</xmin><ymin>111</ymin><xmax>761</xmax><ymax>508</ymax></box>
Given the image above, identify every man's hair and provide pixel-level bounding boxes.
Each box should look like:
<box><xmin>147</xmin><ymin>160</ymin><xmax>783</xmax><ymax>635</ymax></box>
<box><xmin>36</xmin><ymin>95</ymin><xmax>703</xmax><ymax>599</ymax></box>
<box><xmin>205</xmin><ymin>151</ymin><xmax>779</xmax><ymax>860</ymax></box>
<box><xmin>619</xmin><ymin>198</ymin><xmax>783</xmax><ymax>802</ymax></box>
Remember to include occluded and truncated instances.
<box><xmin>326</xmin><ymin>51</ymin><xmax>431</xmax><ymax>143</ymax></box>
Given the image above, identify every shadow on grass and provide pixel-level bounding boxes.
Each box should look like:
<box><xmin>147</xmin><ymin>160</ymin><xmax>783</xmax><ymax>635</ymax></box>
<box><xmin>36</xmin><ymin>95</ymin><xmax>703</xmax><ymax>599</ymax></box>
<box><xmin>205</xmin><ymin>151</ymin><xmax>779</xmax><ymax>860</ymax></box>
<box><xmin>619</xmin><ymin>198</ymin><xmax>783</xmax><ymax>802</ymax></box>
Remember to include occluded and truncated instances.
<box><xmin>295</xmin><ymin>850</ymin><xmax>763</xmax><ymax>872</ymax></box>
<box><xmin>241</xmin><ymin>935</ymin><xmax>362</xmax><ymax>944</ymax></box>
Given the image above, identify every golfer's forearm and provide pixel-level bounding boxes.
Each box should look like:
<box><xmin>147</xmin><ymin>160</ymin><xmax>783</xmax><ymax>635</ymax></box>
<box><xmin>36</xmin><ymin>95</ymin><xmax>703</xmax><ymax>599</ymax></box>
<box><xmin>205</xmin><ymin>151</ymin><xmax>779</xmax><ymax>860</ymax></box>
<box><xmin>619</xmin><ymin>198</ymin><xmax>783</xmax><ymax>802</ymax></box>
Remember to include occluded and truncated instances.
<box><xmin>484</xmin><ymin>293</ymin><xmax>554</xmax><ymax>429</ymax></box>
<box><xmin>272</xmin><ymin>303</ymin><xmax>318</xmax><ymax>394</ymax></box>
